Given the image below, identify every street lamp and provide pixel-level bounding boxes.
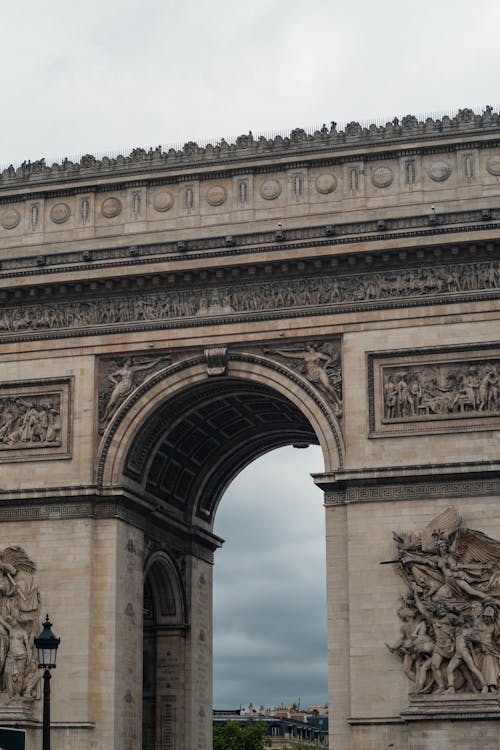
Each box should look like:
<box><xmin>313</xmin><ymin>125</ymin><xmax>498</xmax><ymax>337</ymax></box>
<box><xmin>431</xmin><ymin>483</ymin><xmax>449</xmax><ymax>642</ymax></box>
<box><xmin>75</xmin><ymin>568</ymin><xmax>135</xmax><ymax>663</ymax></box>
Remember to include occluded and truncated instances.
<box><xmin>34</xmin><ymin>615</ymin><xmax>60</xmax><ymax>750</ymax></box>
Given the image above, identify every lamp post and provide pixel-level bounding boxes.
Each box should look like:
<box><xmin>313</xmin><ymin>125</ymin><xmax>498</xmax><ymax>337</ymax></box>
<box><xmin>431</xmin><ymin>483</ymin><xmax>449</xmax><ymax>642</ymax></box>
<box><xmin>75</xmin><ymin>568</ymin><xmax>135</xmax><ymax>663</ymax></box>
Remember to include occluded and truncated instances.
<box><xmin>34</xmin><ymin>615</ymin><xmax>60</xmax><ymax>750</ymax></box>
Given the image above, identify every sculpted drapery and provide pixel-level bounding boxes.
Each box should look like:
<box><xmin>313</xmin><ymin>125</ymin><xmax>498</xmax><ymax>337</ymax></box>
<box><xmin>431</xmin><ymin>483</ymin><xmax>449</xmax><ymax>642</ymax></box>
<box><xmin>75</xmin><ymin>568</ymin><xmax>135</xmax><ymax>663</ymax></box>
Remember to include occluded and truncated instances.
<box><xmin>387</xmin><ymin>508</ymin><xmax>500</xmax><ymax>695</ymax></box>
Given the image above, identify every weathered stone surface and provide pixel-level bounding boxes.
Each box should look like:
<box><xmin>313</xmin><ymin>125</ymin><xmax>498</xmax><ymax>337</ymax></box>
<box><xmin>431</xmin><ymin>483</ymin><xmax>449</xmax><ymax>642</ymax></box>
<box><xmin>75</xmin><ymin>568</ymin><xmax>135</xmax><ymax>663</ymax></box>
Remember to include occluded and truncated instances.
<box><xmin>0</xmin><ymin>108</ymin><xmax>499</xmax><ymax>749</ymax></box>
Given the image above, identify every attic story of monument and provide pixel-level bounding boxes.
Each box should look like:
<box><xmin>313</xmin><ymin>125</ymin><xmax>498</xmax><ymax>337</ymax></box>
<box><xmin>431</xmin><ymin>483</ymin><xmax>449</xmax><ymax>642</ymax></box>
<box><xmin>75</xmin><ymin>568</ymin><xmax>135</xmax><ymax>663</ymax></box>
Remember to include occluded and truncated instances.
<box><xmin>0</xmin><ymin>106</ymin><xmax>499</xmax><ymax>749</ymax></box>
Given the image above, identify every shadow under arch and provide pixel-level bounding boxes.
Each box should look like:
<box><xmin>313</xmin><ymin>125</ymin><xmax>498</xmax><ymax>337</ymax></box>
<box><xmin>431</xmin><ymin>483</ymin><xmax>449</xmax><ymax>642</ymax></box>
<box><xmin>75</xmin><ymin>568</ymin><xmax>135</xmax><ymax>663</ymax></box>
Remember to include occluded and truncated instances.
<box><xmin>97</xmin><ymin>351</ymin><xmax>344</xmax><ymax>527</ymax></box>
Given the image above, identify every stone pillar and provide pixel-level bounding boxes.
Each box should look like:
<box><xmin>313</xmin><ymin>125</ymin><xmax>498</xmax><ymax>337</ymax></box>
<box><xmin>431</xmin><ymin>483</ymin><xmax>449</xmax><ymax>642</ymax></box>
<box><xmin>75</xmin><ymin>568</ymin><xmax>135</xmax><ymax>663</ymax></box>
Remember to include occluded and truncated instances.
<box><xmin>154</xmin><ymin>628</ymin><xmax>187</xmax><ymax>749</ymax></box>
<box><xmin>183</xmin><ymin>555</ymin><xmax>213</xmax><ymax>750</ymax></box>
<box><xmin>325</xmin><ymin>498</ymin><xmax>351</xmax><ymax>750</ymax></box>
<box><xmin>90</xmin><ymin>518</ymin><xmax>144</xmax><ymax>750</ymax></box>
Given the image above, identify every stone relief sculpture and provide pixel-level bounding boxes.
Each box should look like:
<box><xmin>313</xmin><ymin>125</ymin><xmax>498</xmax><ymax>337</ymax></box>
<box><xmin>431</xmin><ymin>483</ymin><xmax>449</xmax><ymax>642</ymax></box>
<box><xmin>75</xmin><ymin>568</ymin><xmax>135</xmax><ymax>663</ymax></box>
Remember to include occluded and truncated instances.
<box><xmin>98</xmin><ymin>355</ymin><xmax>172</xmax><ymax>427</ymax></box>
<box><xmin>383</xmin><ymin>360</ymin><xmax>500</xmax><ymax>420</ymax></box>
<box><xmin>0</xmin><ymin>396</ymin><xmax>61</xmax><ymax>449</ymax></box>
<box><xmin>0</xmin><ymin>258</ymin><xmax>498</xmax><ymax>339</ymax></box>
<box><xmin>0</xmin><ymin>547</ymin><xmax>41</xmax><ymax>702</ymax></box>
<box><xmin>386</xmin><ymin>507</ymin><xmax>500</xmax><ymax>696</ymax></box>
<box><xmin>266</xmin><ymin>342</ymin><xmax>342</xmax><ymax>417</ymax></box>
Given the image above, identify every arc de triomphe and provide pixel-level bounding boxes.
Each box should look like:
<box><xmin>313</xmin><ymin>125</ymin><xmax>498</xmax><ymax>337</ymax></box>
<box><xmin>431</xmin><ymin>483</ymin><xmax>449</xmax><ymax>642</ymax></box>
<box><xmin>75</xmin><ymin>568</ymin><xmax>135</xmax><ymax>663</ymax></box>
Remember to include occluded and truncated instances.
<box><xmin>0</xmin><ymin>109</ymin><xmax>500</xmax><ymax>749</ymax></box>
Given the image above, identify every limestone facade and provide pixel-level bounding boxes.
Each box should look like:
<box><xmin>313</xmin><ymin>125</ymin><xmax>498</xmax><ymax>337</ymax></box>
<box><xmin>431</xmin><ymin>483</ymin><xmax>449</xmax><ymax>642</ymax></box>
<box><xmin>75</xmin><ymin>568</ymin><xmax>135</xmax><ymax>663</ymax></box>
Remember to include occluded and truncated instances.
<box><xmin>0</xmin><ymin>107</ymin><xmax>499</xmax><ymax>749</ymax></box>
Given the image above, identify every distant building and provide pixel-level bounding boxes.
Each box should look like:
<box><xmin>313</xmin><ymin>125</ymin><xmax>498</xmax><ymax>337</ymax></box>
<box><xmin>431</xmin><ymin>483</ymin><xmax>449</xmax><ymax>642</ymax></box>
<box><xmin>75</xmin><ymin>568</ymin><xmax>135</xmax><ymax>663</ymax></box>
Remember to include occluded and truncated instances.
<box><xmin>213</xmin><ymin>705</ymin><xmax>329</xmax><ymax>746</ymax></box>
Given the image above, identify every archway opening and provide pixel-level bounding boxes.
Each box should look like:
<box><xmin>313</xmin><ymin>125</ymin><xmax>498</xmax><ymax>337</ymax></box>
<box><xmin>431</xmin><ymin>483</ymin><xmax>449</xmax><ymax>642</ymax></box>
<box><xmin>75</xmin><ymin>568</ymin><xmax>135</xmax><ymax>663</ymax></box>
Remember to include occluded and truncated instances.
<box><xmin>115</xmin><ymin>371</ymin><xmax>334</xmax><ymax>749</ymax></box>
<box><xmin>123</xmin><ymin>377</ymin><xmax>321</xmax><ymax>524</ymax></box>
<box><xmin>213</xmin><ymin>444</ymin><xmax>327</xmax><ymax>713</ymax></box>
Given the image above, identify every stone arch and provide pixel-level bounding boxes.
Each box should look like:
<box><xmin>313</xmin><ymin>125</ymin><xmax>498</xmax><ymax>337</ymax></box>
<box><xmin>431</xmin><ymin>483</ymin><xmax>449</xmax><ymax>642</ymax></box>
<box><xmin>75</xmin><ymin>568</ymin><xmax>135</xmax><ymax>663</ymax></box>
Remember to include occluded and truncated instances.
<box><xmin>144</xmin><ymin>550</ymin><xmax>187</xmax><ymax>627</ymax></box>
<box><xmin>143</xmin><ymin>550</ymin><xmax>188</xmax><ymax>750</ymax></box>
<box><xmin>97</xmin><ymin>351</ymin><xmax>344</xmax><ymax>525</ymax></box>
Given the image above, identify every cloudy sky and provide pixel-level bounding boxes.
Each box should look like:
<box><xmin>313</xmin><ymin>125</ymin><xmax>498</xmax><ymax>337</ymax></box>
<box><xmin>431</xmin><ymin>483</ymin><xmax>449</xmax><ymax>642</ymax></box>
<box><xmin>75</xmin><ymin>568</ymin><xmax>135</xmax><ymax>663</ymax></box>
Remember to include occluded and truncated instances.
<box><xmin>2</xmin><ymin>0</ymin><xmax>500</xmax><ymax>711</ymax></box>
<box><xmin>1</xmin><ymin>0</ymin><xmax>500</xmax><ymax>167</ymax></box>
<box><xmin>213</xmin><ymin>446</ymin><xmax>325</xmax><ymax>708</ymax></box>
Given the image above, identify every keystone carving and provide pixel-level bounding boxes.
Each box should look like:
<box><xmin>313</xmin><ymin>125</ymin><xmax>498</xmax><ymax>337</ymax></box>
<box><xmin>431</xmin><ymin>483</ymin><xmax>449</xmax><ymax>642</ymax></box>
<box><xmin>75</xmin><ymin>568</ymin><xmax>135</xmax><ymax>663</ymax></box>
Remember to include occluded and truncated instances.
<box><xmin>265</xmin><ymin>342</ymin><xmax>342</xmax><ymax>417</ymax></box>
<box><xmin>204</xmin><ymin>347</ymin><xmax>228</xmax><ymax>376</ymax></box>
<box><xmin>0</xmin><ymin>547</ymin><xmax>41</xmax><ymax>702</ymax></box>
<box><xmin>386</xmin><ymin>508</ymin><xmax>500</xmax><ymax>696</ymax></box>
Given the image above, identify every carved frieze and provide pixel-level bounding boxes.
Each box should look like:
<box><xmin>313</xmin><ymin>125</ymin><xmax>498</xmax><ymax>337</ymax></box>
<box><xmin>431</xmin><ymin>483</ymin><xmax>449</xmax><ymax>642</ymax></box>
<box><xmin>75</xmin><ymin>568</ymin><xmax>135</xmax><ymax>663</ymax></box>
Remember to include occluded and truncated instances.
<box><xmin>369</xmin><ymin>346</ymin><xmax>500</xmax><ymax>437</ymax></box>
<box><xmin>260</xmin><ymin>179</ymin><xmax>282</xmax><ymax>200</ymax></box>
<box><xmin>0</xmin><ymin>209</ymin><xmax>21</xmax><ymax>230</ymax></box>
<box><xmin>315</xmin><ymin>174</ymin><xmax>337</xmax><ymax>194</ymax></box>
<box><xmin>50</xmin><ymin>202</ymin><xmax>71</xmax><ymax>224</ymax></box>
<box><xmin>265</xmin><ymin>341</ymin><xmax>342</xmax><ymax>417</ymax></box>
<box><xmin>0</xmin><ymin>546</ymin><xmax>41</xmax><ymax>704</ymax></box>
<box><xmin>152</xmin><ymin>190</ymin><xmax>174</xmax><ymax>213</ymax></box>
<box><xmin>98</xmin><ymin>356</ymin><xmax>172</xmax><ymax>429</ymax></box>
<box><xmin>387</xmin><ymin>507</ymin><xmax>500</xmax><ymax>697</ymax></box>
<box><xmin>0</xmin><ymin>379</ymin><xmax>71</xmax><ymax>462</ymax></box>
<box><xmin>0</xmin><ymin>257</ymin><xmax>498</xmax><ymax>342</ymax></box>
<box><xmin>101</xmin><ymin>197</ymin><xmax>122</xmax><ymax>218</ymax></box>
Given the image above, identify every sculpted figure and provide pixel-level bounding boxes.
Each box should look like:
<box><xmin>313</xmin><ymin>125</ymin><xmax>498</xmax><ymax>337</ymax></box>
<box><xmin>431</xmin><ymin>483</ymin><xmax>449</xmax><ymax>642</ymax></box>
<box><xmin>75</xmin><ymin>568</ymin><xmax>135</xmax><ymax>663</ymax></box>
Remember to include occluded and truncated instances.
<box><xmin>0</xmin><ymin>615</ymin><xmax>30</xmax><ymax>698</ymax></box>
<box><xmin>472</xmin><ymin>604</ymin><xmax>500</xmax><ymax>693</ymax></box>
<box><xmin>102</xmin><ymin>358</ymin><xmax>163</xmax><ymax>422</ymax></box>
<box><xmin>267</xmin><ymin>343</ymin><xmax>343</xmax><ymax>417</ymax></box>
<box><xmin>0</xmin><ymin>548</ymin><xmax>41</xmax><ymax>701</ymax></box>
<box><xmin>386</xmin><ymin>508</ymin><xmax>500</xmax><ymax>696</ymax></box>
<box><xmin>445</xmin><ymin>615</ymin><xmax>487</xmax><ymax>694</ymax></box>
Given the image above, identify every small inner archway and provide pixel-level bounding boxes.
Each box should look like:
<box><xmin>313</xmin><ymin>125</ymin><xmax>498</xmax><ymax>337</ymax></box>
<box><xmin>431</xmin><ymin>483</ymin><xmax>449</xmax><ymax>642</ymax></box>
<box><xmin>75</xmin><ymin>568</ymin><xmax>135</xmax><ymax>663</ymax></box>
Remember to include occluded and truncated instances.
<box><xmin>143</xmin><ymin>552</ymin><xmax>187</xmax><ymax>750</ymax></box>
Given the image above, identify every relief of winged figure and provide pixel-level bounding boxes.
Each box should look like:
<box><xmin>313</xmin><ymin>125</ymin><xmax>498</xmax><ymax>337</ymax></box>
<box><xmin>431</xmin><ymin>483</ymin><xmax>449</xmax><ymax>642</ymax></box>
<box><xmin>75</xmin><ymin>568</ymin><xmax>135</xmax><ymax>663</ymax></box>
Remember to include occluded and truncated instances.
<box><xmin>386</xmin><ymin>508</ymin><xmax>500</xmax><ymax>696</ymax></box>
<box><xmin>0</xmin><ymin>547</ymin><xmax>41</xmax><ymax>701</ymax></box>
<box><xmin>265</xmin><ymin>342</ymin><xmax>343</xmax><ymax>417</ymax></box>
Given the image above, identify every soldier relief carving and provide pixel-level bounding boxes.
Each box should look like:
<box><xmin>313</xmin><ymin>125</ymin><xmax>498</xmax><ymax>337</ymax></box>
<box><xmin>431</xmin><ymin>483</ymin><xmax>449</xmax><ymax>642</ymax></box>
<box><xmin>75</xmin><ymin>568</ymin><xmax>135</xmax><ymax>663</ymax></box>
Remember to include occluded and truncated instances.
<box><xmin>0</xmin><ymin>547</ymin><xmax>41</xmax><ymax>702</ymax></box>
<box><xmin>387</xmin><ymin>508</ymin><xmax>500</xmax><ymax>697</ymax></box>
<box><xmin>0</xmin><ymin>395</ymin><xmax>61</xmax><ymax>449</ymax></box>
<box><xmin>383</xmin><ymin>359</ymin><xmax>500</xmax><ymax>421</ymax></box>
<box><xmin>0</xmin><ymin>257</ymin><xmax>498</xmax><ymax>337</ymax></box>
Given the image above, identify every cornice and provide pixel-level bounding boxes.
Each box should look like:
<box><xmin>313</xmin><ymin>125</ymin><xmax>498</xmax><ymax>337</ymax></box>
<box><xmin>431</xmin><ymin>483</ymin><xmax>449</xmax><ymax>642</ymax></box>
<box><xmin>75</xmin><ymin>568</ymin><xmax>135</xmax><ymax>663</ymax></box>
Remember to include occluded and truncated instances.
<box><xmin>2</xmin><ymin>107</ymin><xmax>500</xmax><ymax>195</ymax></box>
<box><xmin>0</xmin><ymin>206</ymin><xmax>498</xmax><ymax>284</ymax></box>
<box><xmin>315</xmin><ymin>461</ymin><xmax>500</xmax><ymax>505</ymax></box>
<box><xmin>0</xmin><ymin>486</ymin><xmax>221</xmax><ymax>557</ymax></box>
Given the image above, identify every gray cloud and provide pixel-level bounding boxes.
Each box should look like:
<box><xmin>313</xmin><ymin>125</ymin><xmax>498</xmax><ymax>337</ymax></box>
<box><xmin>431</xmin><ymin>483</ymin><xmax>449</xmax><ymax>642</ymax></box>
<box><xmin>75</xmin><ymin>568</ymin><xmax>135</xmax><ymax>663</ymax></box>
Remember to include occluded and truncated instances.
<box><xmin>213</xmin><ymin>446</ymin><xmax>327</xmax><ymax>708</ymax></box>
<box><xmin>2</xmin><ymin>0</ymin><xmax>500</xmax><ymax>165</ymax></box>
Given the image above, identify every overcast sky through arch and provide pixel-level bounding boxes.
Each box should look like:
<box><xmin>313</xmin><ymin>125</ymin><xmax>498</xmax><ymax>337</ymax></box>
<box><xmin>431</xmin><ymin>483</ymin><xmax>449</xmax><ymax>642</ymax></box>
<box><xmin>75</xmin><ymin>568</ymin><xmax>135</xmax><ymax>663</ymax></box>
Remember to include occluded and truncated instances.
<box><xmin>2</xmin><ymin>0</ymin><xmax>500</xmax><ymax>709</ymax></box>
<box><xmin>213</xmin><ymin>445</ymin><xmax>326</xmax><ymax>709</ymax></box>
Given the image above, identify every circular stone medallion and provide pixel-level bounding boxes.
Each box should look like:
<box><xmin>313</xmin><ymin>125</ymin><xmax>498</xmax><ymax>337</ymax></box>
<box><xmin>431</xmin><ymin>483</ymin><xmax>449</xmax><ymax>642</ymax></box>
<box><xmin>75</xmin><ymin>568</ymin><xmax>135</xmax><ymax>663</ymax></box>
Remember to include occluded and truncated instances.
<box><xmin>50</xmin><ymin>202</ymin><xmax>71</xmax><ymax>224</ymax></box>
<box><xmin>206</xmin><ymin>185</ymin><xmax>227</xmax><ymax>207</ymax></box>
<box><xmin>0</xmin><ymin>208</ymin><xmax>21</xmax><ymax>230</ymax></box>
<box><xmin>152</xmin><ymin>191</ymin><xmax>174</xmax><ymax>213</ymax></box>
<box><xmin>315</xmin><ymin>174</ymin><xmax>337</xmax><ymax>194</ymax></box>
<box><xmin>487</xmin><ymin>155</ymin><xmax>500</xmax><ymax>176</ymax></box>
<box><xmin>429</xmin><ymin>161</ymin><xmax>451</xmax><ymax>182</ymax></box>
<box><xmin>372</xmin><ymin>166</ymin><xmax>393</xmax><ymax>188</ymax></box>
<box><xmin>101</xmin><ymin>197</ymin><xmax>122</xmax><ymax>218</ymax></box>
<box><xmin>260</xmin><ymin>179</ymin><xmax>282</xmax><ymax>200</ymax></box>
